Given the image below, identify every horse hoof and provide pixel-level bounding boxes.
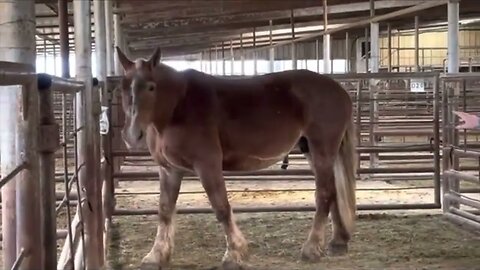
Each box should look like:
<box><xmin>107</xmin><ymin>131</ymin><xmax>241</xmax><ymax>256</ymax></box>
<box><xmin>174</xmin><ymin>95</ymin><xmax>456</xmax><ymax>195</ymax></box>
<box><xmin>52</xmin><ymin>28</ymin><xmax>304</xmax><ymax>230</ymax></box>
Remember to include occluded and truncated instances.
<box><xmin>222</xmin><ymin>260</ymin><xmax>245</xmax><ymax>270</ymax></box>
<box><xmin>300</xmin><ymin>243</ymin><xmax>324</xmax><ymax>262</ymax></box>
<box><xmin>327</xmin><ymin>242</ymin><xmax>348</xmax><ymax>256</ymax></box>
<box><xmin>140</xmin><ymin>262</ymin><xmax>163</xmax><ymax>270</ymax></box>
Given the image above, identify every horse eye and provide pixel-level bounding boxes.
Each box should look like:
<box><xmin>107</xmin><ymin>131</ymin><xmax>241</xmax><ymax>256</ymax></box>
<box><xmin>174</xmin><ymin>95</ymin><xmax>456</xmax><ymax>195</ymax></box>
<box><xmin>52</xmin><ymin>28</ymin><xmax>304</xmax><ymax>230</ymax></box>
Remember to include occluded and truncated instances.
<box><xmin>147</xmin><ymin>84</ymin><xmax>155</xmax><ymax>92</ymax></box>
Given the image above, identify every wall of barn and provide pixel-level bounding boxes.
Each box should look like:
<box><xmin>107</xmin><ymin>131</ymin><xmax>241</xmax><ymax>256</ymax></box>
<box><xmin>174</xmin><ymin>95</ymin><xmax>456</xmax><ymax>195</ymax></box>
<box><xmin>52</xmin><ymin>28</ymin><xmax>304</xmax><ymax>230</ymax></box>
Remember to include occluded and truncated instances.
<box><xmin>379</xmin><ymin>28</ymin><xmax>480</xmax><ymax>70</ymax></box>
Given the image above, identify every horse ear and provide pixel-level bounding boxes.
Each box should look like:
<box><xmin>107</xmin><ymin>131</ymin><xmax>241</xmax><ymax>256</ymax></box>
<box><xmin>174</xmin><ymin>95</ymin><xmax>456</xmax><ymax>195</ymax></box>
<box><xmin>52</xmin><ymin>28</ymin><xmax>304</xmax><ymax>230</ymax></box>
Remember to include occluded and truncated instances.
<box><xmin>116</xmin><ymin>46</ymin><xmax>134</xmax><ymax>73</ymax></box>
<box><xmin>148</xmin><ymin>47</ymin><xmax>162</xmax><ymax>68</ymax></box>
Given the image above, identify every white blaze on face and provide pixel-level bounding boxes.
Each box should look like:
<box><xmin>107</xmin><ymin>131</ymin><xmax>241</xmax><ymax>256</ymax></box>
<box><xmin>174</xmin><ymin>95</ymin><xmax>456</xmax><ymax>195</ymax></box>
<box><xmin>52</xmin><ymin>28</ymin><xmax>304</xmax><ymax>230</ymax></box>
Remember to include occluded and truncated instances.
<box><xmin>122</xmin><ymin>77</ymin><xmax>145</xmax><ymax>150</ymax></box>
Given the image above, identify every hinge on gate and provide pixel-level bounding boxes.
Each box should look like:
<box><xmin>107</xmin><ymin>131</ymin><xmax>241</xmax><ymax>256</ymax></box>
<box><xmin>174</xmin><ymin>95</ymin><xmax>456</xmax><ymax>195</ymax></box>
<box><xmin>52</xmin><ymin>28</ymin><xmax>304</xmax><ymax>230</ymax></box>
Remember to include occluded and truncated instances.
<box><xmin>38</xmin><ymin>123</ymin><xmax>60</xmax><ymax>153</ymax></box>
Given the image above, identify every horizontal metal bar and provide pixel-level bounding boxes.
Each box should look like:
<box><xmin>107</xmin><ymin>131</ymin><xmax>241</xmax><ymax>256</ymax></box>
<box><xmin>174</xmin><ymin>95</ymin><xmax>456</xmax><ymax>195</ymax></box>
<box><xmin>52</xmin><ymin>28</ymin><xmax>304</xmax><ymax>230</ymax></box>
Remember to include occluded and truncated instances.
<box><xmin>113</xmin><ymin>203</ymin><xmax>440</xmax><ymax>216</ymax></box>
<box><xmin>449</xmin><ymin>207</ymin><xmax>480</xmax><ymax>224</ymax></box>
<box><xmin>114</xmin><ymin>166</ymin><xmax>435</xmax><ymax>180</ymax></box>
<box><xmin>37</xmin><ymin>73</ymin><xmax>84</xmax><ymax>94</ymax></box>
<box><xmin>443</xmin><ymin>170</ymin><xmax>479</xmax><ymax>185</ymax></box>
<box><xmin>451</xmin><ymin>147</ymin><xmax>480</xmax><ymax>159</ymax></box>
<box><xmin>444</xmin><ymin>212</ymin><xmax>480</xmax><ymax>232</ymax></box>
<box><xmin>0</xmin><ymin>61</ymin><xmax>36</xmax><ymax>86</ymax></box>
<box><xmin>440</xmin><ymin>72</ymin><xmax>480</xmax><ymax>79</ymax></box>
<box><xmin>0</xmin><ymin>162</ymin><xmax>27</xmax><ymax>189</ymax></box>
<box><xmin>444</xmin><ymin>193</ymin><xmax>480</xmax><ymax>210</ymax></box>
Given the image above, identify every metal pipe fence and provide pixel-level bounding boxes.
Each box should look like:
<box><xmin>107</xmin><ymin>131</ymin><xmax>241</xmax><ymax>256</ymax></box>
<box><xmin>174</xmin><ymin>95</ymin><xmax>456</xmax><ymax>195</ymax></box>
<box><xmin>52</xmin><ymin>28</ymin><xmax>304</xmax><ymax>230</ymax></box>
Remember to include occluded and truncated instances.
<box><xmin>0</xmin><ymin>61</ymin><xmax>104</xmax><ymax>269</ymax></box>
<box><xmin>441</xmin><ymin>74</ymin><xmax>480</xmax><ymax>232</ymax></box>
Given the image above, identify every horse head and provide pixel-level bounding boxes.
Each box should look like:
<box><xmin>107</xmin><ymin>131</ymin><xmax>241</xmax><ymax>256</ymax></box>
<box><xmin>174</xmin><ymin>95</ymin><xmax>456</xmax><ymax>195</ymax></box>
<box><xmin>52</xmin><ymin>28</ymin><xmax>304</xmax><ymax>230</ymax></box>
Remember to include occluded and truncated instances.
<box><xmin>115</xmin><ymin>47</ymin><xmax>185</xmax><ymax>150</ymax></box>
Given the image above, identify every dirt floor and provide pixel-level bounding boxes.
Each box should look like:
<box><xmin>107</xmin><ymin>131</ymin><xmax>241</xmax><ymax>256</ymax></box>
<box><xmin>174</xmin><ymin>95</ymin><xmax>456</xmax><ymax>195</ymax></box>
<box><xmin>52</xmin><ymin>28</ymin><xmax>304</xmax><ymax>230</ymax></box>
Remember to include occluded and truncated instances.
<box><xmin>107</xmin><ymin>212</ymin><xmax>480</xmax><ymax>270</ymax></box>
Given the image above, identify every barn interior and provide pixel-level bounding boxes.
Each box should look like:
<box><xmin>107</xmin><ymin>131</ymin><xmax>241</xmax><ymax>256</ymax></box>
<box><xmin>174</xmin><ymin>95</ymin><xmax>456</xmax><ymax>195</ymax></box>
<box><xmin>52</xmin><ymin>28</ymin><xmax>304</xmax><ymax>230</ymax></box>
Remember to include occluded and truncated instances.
<box><xmin>0</xmin><ymin>0</ymin><xmax>480</xmax><ymax>269</ymax></box>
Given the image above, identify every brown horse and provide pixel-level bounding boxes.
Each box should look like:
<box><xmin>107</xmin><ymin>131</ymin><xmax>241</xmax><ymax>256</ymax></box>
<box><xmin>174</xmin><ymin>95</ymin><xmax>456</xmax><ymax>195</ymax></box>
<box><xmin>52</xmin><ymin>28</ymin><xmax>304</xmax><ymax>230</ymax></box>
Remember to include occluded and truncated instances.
<box><xmin>115</xmin><ymin>47</ymin><xmax>357</xmax><ymax>269</ymax></box>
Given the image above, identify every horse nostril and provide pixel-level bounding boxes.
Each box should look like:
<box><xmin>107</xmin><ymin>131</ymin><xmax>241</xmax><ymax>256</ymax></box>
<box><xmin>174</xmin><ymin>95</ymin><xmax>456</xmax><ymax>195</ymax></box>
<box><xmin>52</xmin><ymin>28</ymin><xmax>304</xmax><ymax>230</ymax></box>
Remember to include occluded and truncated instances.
<box><xmin>137</xmin><ymin>131</ymin><xmax>144</xmax><ymax>141</ymax></box>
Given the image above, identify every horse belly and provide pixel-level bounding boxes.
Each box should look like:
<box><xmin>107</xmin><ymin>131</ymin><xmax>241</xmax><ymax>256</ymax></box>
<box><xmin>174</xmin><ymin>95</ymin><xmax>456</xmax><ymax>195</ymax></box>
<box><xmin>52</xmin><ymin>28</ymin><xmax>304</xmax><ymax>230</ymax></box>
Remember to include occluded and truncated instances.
<box><xmin>222</xmin><ymin>154</ymin><xmax>283</xmax><ymax>171</ymax></box>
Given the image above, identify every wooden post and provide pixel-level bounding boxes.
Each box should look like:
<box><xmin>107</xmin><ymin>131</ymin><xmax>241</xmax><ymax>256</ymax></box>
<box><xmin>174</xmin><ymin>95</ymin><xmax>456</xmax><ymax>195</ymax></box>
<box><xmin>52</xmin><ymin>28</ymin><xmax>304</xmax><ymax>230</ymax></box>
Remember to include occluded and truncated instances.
<box><xmin>37</xmin><ymin>75</ymin><xmax>60</xmax><ymax>270</ymax></box>
<box><xmin>73</xmin><ymin>0</ymin><xmax>101</xmax><ymax>268</ymax></box>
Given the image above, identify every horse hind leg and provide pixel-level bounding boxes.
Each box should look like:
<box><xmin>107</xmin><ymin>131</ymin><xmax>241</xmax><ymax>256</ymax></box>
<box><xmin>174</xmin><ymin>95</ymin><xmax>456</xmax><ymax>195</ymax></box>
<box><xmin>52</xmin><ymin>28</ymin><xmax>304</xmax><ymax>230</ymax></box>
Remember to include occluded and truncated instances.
<box><xmin>300</xmin><ymin>141</ymin><xmax>337</xmax><ymax>262</ymax></box>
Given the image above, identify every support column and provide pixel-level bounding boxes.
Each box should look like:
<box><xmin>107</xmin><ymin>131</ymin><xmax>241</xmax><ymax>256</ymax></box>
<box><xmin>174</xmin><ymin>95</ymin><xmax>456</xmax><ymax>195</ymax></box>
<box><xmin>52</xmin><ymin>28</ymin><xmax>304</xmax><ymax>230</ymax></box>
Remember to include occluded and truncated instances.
<box><xmin>105</xmin><ymin>0</ymin><xmax>115</xmax><ymax>76</ymax></box>
<box><xmin>370</xmin><ymin>0</ymin><xmax>379</xmax><ymax>73</ymax></box>
<box><xmin>253</xmin><ymin>28</ymin><xmax>257</xmax><ymax>75</ymax></box>
<box><xmin>315</xmin><ymin>39</ymin><xmax>320</xmax><ymax>73</ymax></box>
<box><xmin>240</xmin><ymin>34</ymin><xmax>245</xmax><ymax>75</ymax></box>
<box><xmin>448</xmin><ymin>0</ymin><xmax>459</xmax><ymax>73</ymax></box>
<box><xmin>291</xmin><ymin>10</ymin><xmax>297</xmax><ymax>70</ymax></box>
<box><xmin>113</xmin><ymin>13</ymin><xmax>123</xmax><ymax>75</ymax></box>
<box><xmin>414</xmin><ymin>16</ymin><xmax>420</xmax><ymax>72</ymax></box>
<box><xmin>387</xmin><ymin>23</ymin><xmax>392</xmax><ymax>72</ymax></box>
<box><xmin>59</xmin><ymin>0</ymin><xmax>70</xmax><ymax>78</ymax></box>
<box><xmin>323</xmin><ymin>0</ymin><xmax>330</xmax><ymax>73</ymax></box>
<box><xmin>345</xmin><ymin>32</ymin><xmax>350</xmax><ymax>73</ymax></box>
<box><xmin>93</xmin><ymin>0</ymin><xmax>106</xmax><ymax>265</ymax></box>
<box><xmin>73</xmin><ymin>0</ymin><xmax>101</xmax><ymax>268</ymax></box>
<box><xmin>269</xmin><ymin>20</ymin><xmax>274</xmax><ymax>73</ymax></box>
<box><xmin>0</xmin><ymin>2</ymin><xmax>39</xmax><ymax>269</ymax></box>
<box><xmin>222</xmin><ymin>42</ymin><xmax>225</xmax><ymax>75</ymax></box>
<box><xmin>230</xmin><ymin>40</ymin><xmax>234</xmax><ymax>75</ymax></box>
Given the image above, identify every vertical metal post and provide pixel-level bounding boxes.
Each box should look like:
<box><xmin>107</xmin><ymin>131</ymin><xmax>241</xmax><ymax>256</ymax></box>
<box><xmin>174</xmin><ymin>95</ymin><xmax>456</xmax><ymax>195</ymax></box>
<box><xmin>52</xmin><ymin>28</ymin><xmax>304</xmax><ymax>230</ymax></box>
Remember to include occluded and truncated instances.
<box><xmin>53</xmin><ymin>44</ymin><xmax>57</xmax><ymax>75</ymax></box>
<box><xmin>230</xmin><ymin>41</ymin><xmax>234</xmax><ymax>75</ymax></box>
<box><xmin>95</xmin><ymin>1</ymin><xmax>107</xmax><ymax>83</ymax></box>
<box><xmin>0</xmin><ymin>2</ymin><xmax>39</xmax><ymax>269</ymax></box>
<box><xmin>253</xmin><ymin>28</ymin><xmax>257</xmax><ymax>75</ymax></box>
<box><xmin>448</xmin><ymin>0</ymin><xmax>459</xmax><ymax>73</ymax></box>
<box><xmin>93</xmin><ymin>0</ymin><xmax>106</xmax><ymax>265</ymax></box>
<box><xmin>240</xmin><ymin>33</ymin><xmax>245</xmax><ymax>75</ymax></box>
<box><xmin>44</xmin><ymin>39</ymin><xmax>48</xmax><ymax>72</ymax></box>
<box><xmin>315</xmin><ymin>39</ymin><xmax>320</xmax><ymax>73</ymax></box>
<box><xmin>414</xmin><ymin>16</ymin><xmax>420</xmax><ymax>72</ymax></box>
<box><xmin>105</xmin><ymin>0</ymin><xmax>115</xmax><ymax>76</ymax></box>
<box><xmin>37</xmin><ymin>75</ymin><xmax>58</xmax><ymax>270</ymax></box>
<box><xmin>215</xmin><ymin>45</ymin><xmax>218</xmax><ymax>75</ymax></box>
<box><xmin>323</xmin><ymin>0</ymin><xmax>330</xmax><ymax>73</ymax></box>
<box><xmin>387</xmin><ymin>23</ymin><xmax>392</xmax><ymax>72</ymax></box>
<box><xmin>73</xmin><ymin>0</ymin><xmax>101</xmax><ymax>268</ymax></box>
<box><xmin>114</xmin><ymin>12</ymin><xmax>123</xmax><ymax>75</ymax></box>
<box><xmin>269</xmin><ymin>20</ymin><xmax>274</xmax><ymax>73</ymax></box>
<box><xmin>370</xmin><ymin>0</ymin><xmax>379</xmax><ymax>73</ymax></box>
<box><xmin>291</xmin><ymin>10</ymin><xmax>297</xmax><ymax>70</ymax></box>
<box><xmin>433</xmin><ymin>75</ymin><xmax>441</xmax><ymax>206</ymax></box>
<box><xmin>345</xmin><ymin>32</ymin><xmax>350</xmax><ymax>73</ymax></box>
<box><xmin>365</xmin><ymin>27</ymin><xmax>369</xmax><ymax>72</ymax></box>
<box><xmin>59</xmin><ymin>0</ymin><xmax>70</xmax><ymax>78</ymax></box>
<box><xmin>209</xmin><ymin>49</ymin><xmax>212</xmax><ymax>74</ymax></box>
<box><xmin>222</xmin><ymin>42</ymin><xmax>225</xmax><ymax>75</ymax></box>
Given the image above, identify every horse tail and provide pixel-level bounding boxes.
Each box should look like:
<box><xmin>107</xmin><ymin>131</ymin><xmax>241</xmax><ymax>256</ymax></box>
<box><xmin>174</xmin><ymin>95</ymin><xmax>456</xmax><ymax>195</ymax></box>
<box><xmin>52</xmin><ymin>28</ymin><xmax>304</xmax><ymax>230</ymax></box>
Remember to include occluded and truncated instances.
<box><xmin>333</xmin><ymin>118</ymin><xmax>357</xmax><ymax>237</ymax></box>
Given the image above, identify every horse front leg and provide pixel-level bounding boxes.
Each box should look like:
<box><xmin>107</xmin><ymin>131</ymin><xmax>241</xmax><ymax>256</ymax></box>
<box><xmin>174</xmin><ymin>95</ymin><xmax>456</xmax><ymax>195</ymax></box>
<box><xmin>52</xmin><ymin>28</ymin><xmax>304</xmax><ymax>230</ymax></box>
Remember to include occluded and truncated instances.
<box><xmin>141</xmin><ymin>167</ymin><xmax>183</xmax><ymax>269</ymax></box>
<box><xmin>195</xmin><ymin>161</ymin><xmax>248</xmax><ymax>270</ymax></box>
